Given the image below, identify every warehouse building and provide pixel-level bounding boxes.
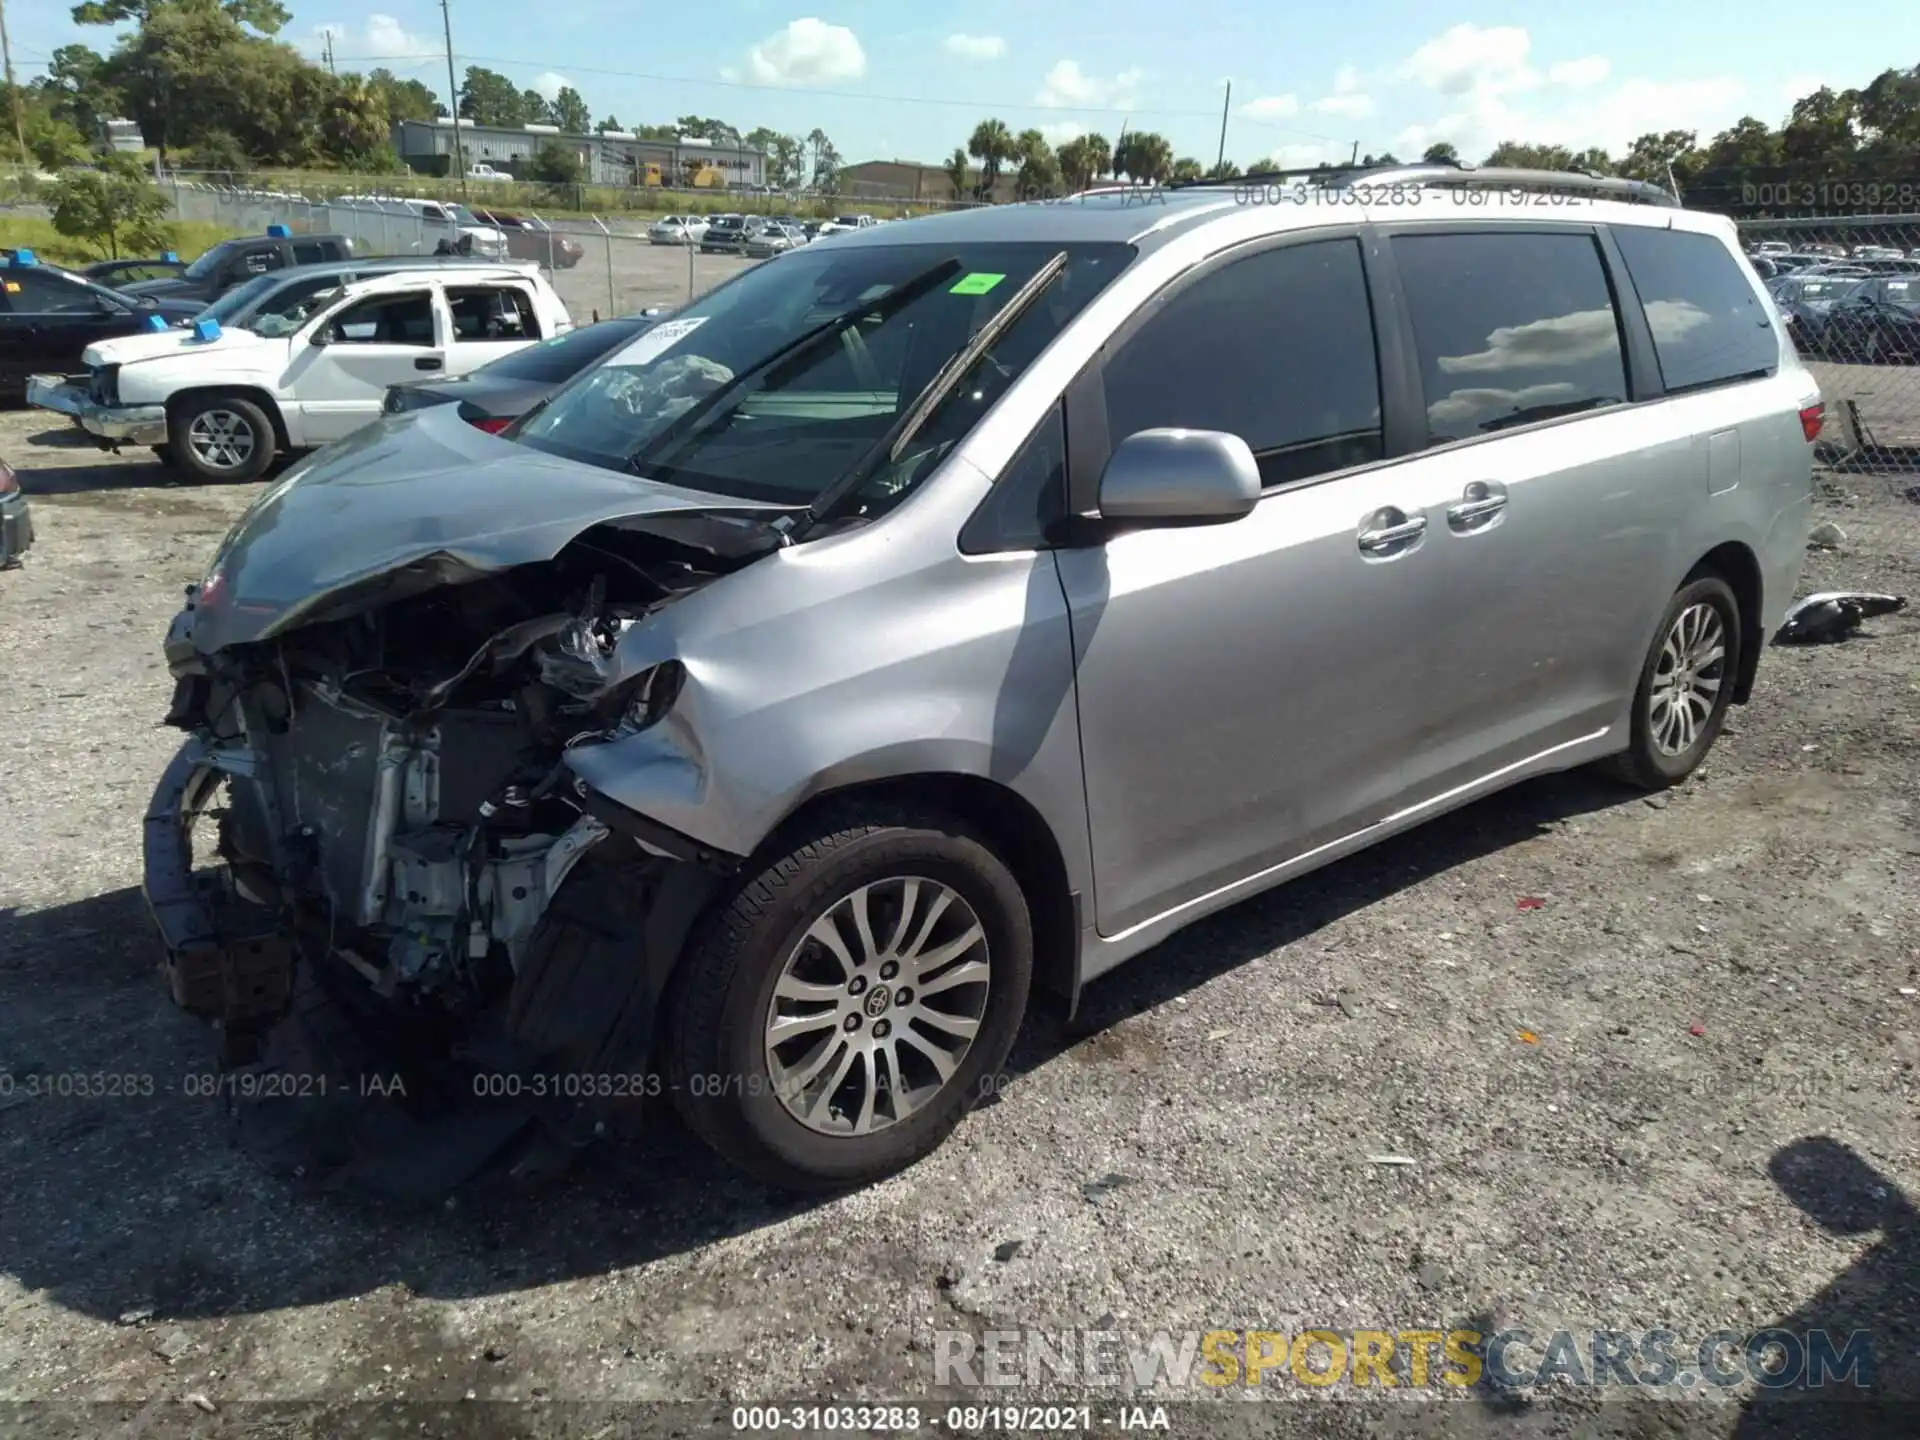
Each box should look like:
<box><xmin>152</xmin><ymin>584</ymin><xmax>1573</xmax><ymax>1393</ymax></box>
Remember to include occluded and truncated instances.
<box><xmin>390</xmin><ymin>119</ymin><xmax>767</xmax><ymax>188</ymax></box>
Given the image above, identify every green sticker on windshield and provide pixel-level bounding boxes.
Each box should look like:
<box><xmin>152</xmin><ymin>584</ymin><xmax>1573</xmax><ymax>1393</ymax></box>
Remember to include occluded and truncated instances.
<box><xmin>950</xmin><ymin>272</ymin><xmax>1006</xmax><ymax>295</ymax></box>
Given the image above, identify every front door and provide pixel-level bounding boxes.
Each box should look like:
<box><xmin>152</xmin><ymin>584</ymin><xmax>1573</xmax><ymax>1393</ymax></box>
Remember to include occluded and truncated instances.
<box><xmin>1055</xmin><ymin>233</ymin><xmax>1442</xmax><ymax>939</ymax></box>
<box><xmin>290</xmin><ymin>288</ymin><xmax>443</xmax><ymax>443</ymax></box>
<box><xmin>4</xmin><ymin>268</ymin><xmax>140</xmax><ymax>389</ymax></box>
<box><xmin>441</xmin><ymin>282</ymin><xmax>543</xmax><ymax>377</ymax></box>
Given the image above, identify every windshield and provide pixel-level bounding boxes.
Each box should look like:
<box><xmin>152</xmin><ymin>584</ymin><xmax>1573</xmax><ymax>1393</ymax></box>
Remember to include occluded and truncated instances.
<box><xmin>513</xmin><ymin>240</ymin><xmax>1133</xmax><ymax>511</ymax></box>
<box><xmin>182</xmin><ymin>242</ymin><xmax>236</xmax><ymax>281</ymax></box>
<box><xmin>197</xmin><ymin>271</ymin><xmax>347</xmax><ymax>335</ymax></box>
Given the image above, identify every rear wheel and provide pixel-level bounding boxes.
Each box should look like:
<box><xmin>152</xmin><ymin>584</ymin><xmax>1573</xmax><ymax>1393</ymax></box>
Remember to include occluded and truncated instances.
<box><xmin>1602</xmin><ymin>575</ymin><xmax>1742</xmax><ymax>790</ymax></box>
<box><xmin>170</xmin><ymin>394</ymin><xmax>276</xmax><ymax>483</ymax></box>
<box><xmin>666</xmin><ymin>808</ymin><xmax>1032</xmax><ymax>1192</ymax></box>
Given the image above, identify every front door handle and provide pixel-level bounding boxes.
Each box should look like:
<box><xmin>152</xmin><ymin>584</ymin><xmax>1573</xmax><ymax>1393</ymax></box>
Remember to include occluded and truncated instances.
<box><xmin>1446</xmin><ymin>481</ymin><xmax>1508</xmax><ymax>529</ymax></box>
<box><xmin>415</xmin><ymin>356</ymin><xmax>443</xmax><ymax>371</ymax></box>
<box><xmin>1358</xmin><ymin>510</ymin><xmax>1427</xmax><ymax>553</ymax></box>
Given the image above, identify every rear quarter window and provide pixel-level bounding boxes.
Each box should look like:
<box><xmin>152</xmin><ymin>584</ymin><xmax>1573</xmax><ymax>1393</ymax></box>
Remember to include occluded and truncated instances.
<box><xmin>1611</xmin><ymin>227</ymin><xmax>1779</xmax><ymax>394</ymax></box>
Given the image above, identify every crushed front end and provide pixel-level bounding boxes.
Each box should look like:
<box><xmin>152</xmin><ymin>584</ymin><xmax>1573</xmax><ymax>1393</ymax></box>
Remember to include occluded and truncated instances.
<box><xmin>145</xmin><ymin>517</ymin><xmax>757</xmax><ymax>1197</ymax></box>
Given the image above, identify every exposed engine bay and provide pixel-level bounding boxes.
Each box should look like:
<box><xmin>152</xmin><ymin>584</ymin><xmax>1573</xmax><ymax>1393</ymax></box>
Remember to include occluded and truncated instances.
<box><xmin>151</xmin><ymin>516</ymin><xmax>774</xmax><ymax>1198</ymax></box>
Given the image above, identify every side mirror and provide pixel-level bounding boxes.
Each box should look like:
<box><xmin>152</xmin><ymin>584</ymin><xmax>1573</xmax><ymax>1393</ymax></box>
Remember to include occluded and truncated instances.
<box><xmin>308</xmin><ymin>328</ymin><xmax>330</xmax><ymax>347</ymax></box>
<box><xmin>1096</xmin><ymin>428</ymin><xmax>1261</xmax><ymax>527</ymax></box>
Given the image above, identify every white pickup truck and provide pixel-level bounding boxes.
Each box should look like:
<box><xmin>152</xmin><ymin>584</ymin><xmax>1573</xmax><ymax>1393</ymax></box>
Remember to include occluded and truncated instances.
<box><xmin>28</xmin><ymin>265</ymin><xmax>572</xmax><ymax>482</ymax></box>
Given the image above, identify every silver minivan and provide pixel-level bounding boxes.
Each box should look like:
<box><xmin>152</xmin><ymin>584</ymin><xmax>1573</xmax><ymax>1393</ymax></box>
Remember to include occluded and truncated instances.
<box><xmin>148</xmin><ymin>167</ymin><xmax>1820</xmax><ymax>1193</ymax></box>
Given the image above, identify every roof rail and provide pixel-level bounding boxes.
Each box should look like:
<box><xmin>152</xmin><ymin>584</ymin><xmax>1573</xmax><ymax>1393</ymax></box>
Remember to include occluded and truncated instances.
<box><xmin>1166</xmin><ymin>160</ymin><xmax>1678</xmax><ymax>207</ymax></box>
<box><xmin>1336</xmin><ymin>162</ymin><xmax>1678</xmax><ymax>207</ymax></box>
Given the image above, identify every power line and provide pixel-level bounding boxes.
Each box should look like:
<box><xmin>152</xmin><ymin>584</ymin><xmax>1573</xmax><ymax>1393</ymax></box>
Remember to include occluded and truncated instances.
<box><xmin>325</xmin><ymin>51</ymin><xmax>1354</xmax><ymax>141</ymax></box>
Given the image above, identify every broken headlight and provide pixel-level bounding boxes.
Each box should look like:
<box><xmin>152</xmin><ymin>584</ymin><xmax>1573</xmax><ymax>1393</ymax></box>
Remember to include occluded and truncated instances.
<box><xmin>618</xmin><ymin>659</ymin><xmax>686</xmax><ymax>732</ymax></box>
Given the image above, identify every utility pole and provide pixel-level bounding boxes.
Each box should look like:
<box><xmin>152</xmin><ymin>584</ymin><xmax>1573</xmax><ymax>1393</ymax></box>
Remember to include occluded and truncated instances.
<box><xmin>1216</xmin><ymin>81</ymin><xmax>1230</xmax><ymax>170</ymax></box>
<box><xmin>323</xmin><ymin>31</ymin><xmax>336</xmax><ymax>76</ymax></box>
<box><xmin>440</xmin><ymin>0</ymin><xmax>469</xmax><ymax>199</ymax></box>
<box><xmin>0</xmin><ymin>0</ymin><xmax>27</xmax><ymax>167</ymax></box>
<box><xmin>1349</xmin><ymin>139</ymin><xmax>1360</xmax><ymax>166</ymax></box>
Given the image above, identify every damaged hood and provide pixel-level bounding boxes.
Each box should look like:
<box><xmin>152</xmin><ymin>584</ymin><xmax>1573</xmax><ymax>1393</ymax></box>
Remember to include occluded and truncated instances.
<box><xmin>88</xmin><ymin>325</ymin><xmax>278</xmax><ymax>368</ymax></box>
<box><xmin>187</xmin><ymin>403</ymin><xmax>799</xmax><ymax>653</ymax></box>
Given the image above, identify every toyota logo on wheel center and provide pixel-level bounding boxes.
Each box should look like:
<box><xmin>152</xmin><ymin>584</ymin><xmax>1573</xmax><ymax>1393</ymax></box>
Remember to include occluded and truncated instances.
<box><xmin>863</xmin><ymin>987</ymin><xmax>892</xmax><ymax>1018</ymax></box>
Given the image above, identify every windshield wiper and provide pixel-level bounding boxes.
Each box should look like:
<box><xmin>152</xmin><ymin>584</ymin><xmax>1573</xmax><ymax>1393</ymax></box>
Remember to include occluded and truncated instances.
<box><xmin>792</xmin><ymin>249</ymin><xmax>1072</xmax><ymax>539</ymax></box>
<box><xmin>625</xmin><ymin>256</ymin><xmax>964</xmax><ymax>476</ymax></box>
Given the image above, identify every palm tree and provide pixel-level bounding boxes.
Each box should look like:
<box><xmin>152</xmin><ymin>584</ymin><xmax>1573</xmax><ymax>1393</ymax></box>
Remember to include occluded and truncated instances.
<box><xmin>1204</xmin><ymin>158</ymin><xmax>1240</xmax><ymax>180</ymax></box>
<box><xmin>1170</xmin><ymin>156</ymin><xmax>1204</xmax><ymax>182</ymax></box>
<box><xmin>1057</xmin><ymin>135</ymin><xmax>1097</xmax><ymax>190</ymax></box>
<box><xmin>967</xmin><ymin>118</ymin><xmax>1015</xmax><ymax>200</ymax></box>
<box><xmin>944</xmin><ymin>146</ymin><xmax>971</xmax><ymax>201</ymax></box>
<box><xmin>1082</xmin><ymin>132</ymin><xmax>1111</xmax><ymax>181</ymax></box>
<box><xmin>1121</xmin><ymin>131</ymin><xmax>1173</xmax><ymax>184</ymax></box>
<box><xmin>1013</xmin><ymin>128</ymin><xmax>1059</xmax><ymax>198</ymax></box>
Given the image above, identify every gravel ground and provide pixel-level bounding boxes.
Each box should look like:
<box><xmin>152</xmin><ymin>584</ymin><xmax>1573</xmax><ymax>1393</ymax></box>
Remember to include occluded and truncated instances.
<box><xmin>0</xmin><ymin>402</ymin><xmax>1916</xmax><ymax>1440</ymax></box>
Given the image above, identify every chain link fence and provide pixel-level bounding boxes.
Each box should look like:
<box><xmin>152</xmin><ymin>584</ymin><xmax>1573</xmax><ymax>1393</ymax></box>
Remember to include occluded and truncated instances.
<box><xmin>160</xmin><ymin>176</ymin><xmax>761</xmax><ymax>322</ymax></box>
<box><xmin>1738</xmin><ymin>215</ymin><xmax>1920</xmax><ymax>474</ymax></box>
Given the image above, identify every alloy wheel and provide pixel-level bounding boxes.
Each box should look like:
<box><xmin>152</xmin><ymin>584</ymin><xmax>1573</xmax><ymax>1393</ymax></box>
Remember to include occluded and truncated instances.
<box><xmin>1647</xmin><ymin>601</ymin><xmax>1727</xmax><ymax>757</ymax></box>
<box><xmin>186</xmin><ymin>409</ymin><xmax>256</xmax><ymax>471</ymax></box>
<box><xmin>764</xmin><ymin>876</ymin><xmax>991</xmax><ymax>1137</ymax></box>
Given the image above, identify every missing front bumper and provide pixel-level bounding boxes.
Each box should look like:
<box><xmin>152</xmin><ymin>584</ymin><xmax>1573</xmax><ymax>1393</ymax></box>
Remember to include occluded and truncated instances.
<box><xmin>26</xmin><ymin>375</ymin><xmax>168</xmax><ymax>447</ymax></box>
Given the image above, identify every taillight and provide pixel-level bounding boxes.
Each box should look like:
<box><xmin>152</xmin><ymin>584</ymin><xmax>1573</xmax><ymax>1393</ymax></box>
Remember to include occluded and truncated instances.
<box><xmin>469</xmin><ymin>416</ymin><xmax>513</xmax><ymax>434</ymax></box>
<box><xmin>1799</xmin><ymin>403</ymin><xmax>1825</xmax><ymax>442</ymax></box>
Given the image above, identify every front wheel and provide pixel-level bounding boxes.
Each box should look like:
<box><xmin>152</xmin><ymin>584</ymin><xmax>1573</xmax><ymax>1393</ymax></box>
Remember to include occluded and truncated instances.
<box><xmin>1602</xmin><ymin>574</ymin><xmax>1742</xmax><ymax>791</ymax></box>
<box><xmin>170</xmin><ymin>394</ymin><xmax>276</xmax><ymax>483</ymax></box>
<box><xmin>666</xmin><ymin>808</ymin><xmax>1032</xmax><ymax>1191</ymax></box>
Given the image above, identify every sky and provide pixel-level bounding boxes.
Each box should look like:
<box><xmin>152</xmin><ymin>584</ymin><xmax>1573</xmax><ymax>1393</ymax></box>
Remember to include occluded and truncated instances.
<box><xmin>13</xmin><ymin>2</ymin><xmax>1920</xmax><ymax>168</ymax></box>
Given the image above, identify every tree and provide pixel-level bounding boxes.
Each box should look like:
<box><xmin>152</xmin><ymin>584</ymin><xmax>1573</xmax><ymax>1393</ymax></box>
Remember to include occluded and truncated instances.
<box><xmin>180</xmin><ymin>127</ymin><xmax>250</xmax><ymax>181</ymax></box>
<box><xmin>1081</xmin><ymin>132</ymin><xmax>1111</xmax><ymax>181</ymax></box>
<box><xmin>551</xmin><ymin>86</ymin><xmax>590</xmax><ymax>133</ymax></box>
<box><xmin>1568</xmin><ymin>146</ymin><xmax>1613</xmax><ymax>173</ymax></box>
<box><xmin>1056</xmin><ymin>135</ymin><xmax>1100</xmax><ymax>191</ymax></box>
<box><xmin>811</xmin><ymin>137</ymin><xmax>841</xmax><ymax>194</ymax></box>
<box><xmin>966</xmin><ymin>118</ymin><xmax>1014</xmax><ymax>199</ymax></box>
<box><xmin>43</xmin><ymin>44</ymin><xmax>120</xmax><ymax>144</ymax></box>
<box><xmin>1482</xmin><ymin>140</ymin><xmax>1577</xmax><ymax>169</ymax></box>
<box><xmin>460</xmin><ymin>67</ymin><xmax>525</xmax><ymax>126</ymax></box>
<box><xmin>49</xmin><ymin>154</ymin><xmax>173</xmax><ymax>258</ymax></box>
<box><xmin>529</xmin><ymin>141</ymin><xmax>582</xmax><ymax>184</ymax></box>
<box><xmin>1700</xmin><ymin>116</ymin><xmax>1784</xmax><ymax>171</ymax></box>
<box><xmin>1204</xmin><ymin>158</ymin><xmax>1240</xmax><ymax>180</ymax></box>
<box><xmin>762</xmin><ymin>133</ymin><xmax>805</xmax><ymax>190</ymax></box>
<box><xmin>72</xmin><ymin>0</ymin><xmax>289</xmax><ymax>34</ymax></box>
<box><xmin>943</xmin><ymin>145</ymin><xmax>970</xmax><ymax>200</ymax></box>
<box><xmin>520</xmin><ymin>89</ymin><xmax>553</xmax><ymax>125</ymax></box>
<box><xmin>1356</xmin><ymin>151</ymin><xmax>1399</xmax><ymax>166</ymax></box>
<box><xmin>1170</xmin><ymin>156</ymin><xmax>1204</xmax><ymax>182</ymax></box>
<box><xmin>1421</xmin><ymin>141</ymin><xmax>1458</xmax><ymax>163</ymax></box>
<box><xmin>1856</xmin><ymin>65</ymin><xmax>1920</xmax><ymax>152</ymax></box>
<box><xmin>1780</xmin><ymin>89</ymin><xmax>1859</xmax><ymax>169</ymax></box>
<box><xmin>1113</xmin><ymin>130</ymin><xmax>1172</xmax><ymax>184</ymax></box>
<box><xmin>1618</xmin><ymin>130</ymin><xmax>1703</xmax><ymax>188</ymax></box>
<box><xmin>319</xmin><ymin>74</ymin><xmax>389</xmax><ymax>168</ymax></box>
<box><xmin>1013</xmin><ymin>128</ymin><xmax>1059</xmax><ymax>197</ymax></box>
<box><xmin>366</xmin><ymin>67</ymin><xmax>439</xmax><ymax>128</ymax></box>
<box><xmin>595</xmin><ymin>114</ymin><xmax>623</xmax><ymax>134</ymax></box>
<box><xmin>676</xmin><ymin>115</ymin><xmax>730</xmax><ymax>139</ymax></box>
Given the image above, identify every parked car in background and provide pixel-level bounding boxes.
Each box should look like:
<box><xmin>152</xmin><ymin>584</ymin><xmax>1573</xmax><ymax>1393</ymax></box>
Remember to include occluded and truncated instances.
<box><xmin>139</xmin><ymin>171</ymin><xmax>1818</xmax><ymax>1192</ymax></box>
<box><xmin>1770</xmin><ymin>273</ymin><xmax>1870</xmax><ymax>356</ymax></box>
<box><xmin>466</xmin><ymin>163</ymin><xmax>511</xmax><ymax>183</ymax></box>
<box><xmin>649</xmin><ymin>215</ymin><xmax>711</xmax><ymax>246</ymax></box>
<box><xmin>699</xmin><ymin>214</ymin><xmax>750</xmax><ymax>253</ymax></box>
<box><xmin>471</xmin><ymin>211</ymin><xmax>586</xmax><ymax>269</ymax></box>
<box><xmin>120</xmin><ymin>230</ymin><xmax>364</xmax><ymax>307</ymax></box>
<box><xmin>382</xmin><ymin>309</ymin><xmax>669</xmax><ymax>430</ymax></box>
<box><xmin>82</xmin><ymin>256</ymin><xmax>190</xmax><ymax>288</ymax></box>
<box><xmin>27</xmin><ymin>265</ymin><xmax>571</xmax><ymax>480</ymax></box>
<box><xmin>395</xmin><ymin>200</ymin><xmax>510</xmax><ymax>260</ymax></box>
<box><xmin>815</xmin><ymin>213</ymin><xmax>877</xmax><ymax>236</ymax></box>
<box><xmin>1814</xmin><ymin>278</ymin><xmax>1920</xmax><ymax>364</ymax></box>
<box><xmin>181</xmin><ymin>256</ymin><xmax>518</xmax><ymax>338</ymax></box>
<box><xmin>1746</xmin><ymin>254</ymin><xmax>1780</xmax><ymax>280</ymax></box>
<box><xmin>0</xmin><ymin>250</ymin><xmax>202</xmax><ymax>402</ymax></box>
<box><xmin>744</xmin><ymin>222</ymin><xmax>806</xmax><ymax>258</ymax></box>
<box><xmin>0</xmin><ymin>454</ymin><xmax>31</xmax><ymax>568</ymax></box>
<box><xmin>1751</xmin><ymin>240</ymin><xmax>1792</xmax><ymax>256</ymax></box>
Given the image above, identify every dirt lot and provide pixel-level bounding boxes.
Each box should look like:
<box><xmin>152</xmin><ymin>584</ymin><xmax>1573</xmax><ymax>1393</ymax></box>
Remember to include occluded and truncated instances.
<box><xmin>0</xmin><ymin>392</ymin><xmax>1917</xmax><ymax>1438</ymax></box>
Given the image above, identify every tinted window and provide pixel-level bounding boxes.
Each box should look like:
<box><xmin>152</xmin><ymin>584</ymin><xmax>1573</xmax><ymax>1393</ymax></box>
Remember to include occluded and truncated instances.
<box><xmin>4</xmin><ymin>268</ymin><xmax>112</xmax><ymax>313</ymax></box>
<box><xmin>960</xmin><ymin>404</ymin><xmax>1066</xmax><ymax>553</ymax></box>
<box><xmin>1612</xmin><ymin>226</ymin><xmax>1778</xmax><ymax>393</ymax></box>
<box><xmin>1102</xmin><ymin>237</ymin><xmax>1383</xmax><ymax>486</ymax></box>
<box><xmin>476</xmin><ymin>317</ymin><xmax>649</xmax><ymax>382</ymax></box>
<box><xmin>291</xmin><ymin>241</ymin><xmax>331</xmax><ymax>264</ymax></box>
<box><xmin>327</xmin><ymin>292</ymin><xmax>435</xmax><ymax>345</ymax></box>
<box><xmin>1394</xmin><ymin>231</ymin><xmax>1627</xmax><ymax>444</ymax></box>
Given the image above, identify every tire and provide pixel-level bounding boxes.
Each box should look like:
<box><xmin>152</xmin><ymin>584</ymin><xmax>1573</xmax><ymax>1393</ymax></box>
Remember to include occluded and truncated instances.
<box><xmin>169</xmin><ymin>394</ymin><xmax>276</xmax><ymax>483</ymax></box>
<box><xmin>150</xmin><ymin>444</ymin><xmax>173</xmax><ymax>464</ymax></box>
<box><xmin>666</xmin><ymin>806</ymin><xmax>1033</xmax><ymax>1192</ymax></box>
<box><xmin>1602</xmin><ymin>574</ymin><xmax>1742</xmax><ymax>791</ymax></box>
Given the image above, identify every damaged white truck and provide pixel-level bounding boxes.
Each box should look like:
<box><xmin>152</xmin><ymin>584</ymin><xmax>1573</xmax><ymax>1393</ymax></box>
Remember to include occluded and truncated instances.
<box><xmin>146</xmin><ymin>177</ymin><xmax>1814</xmax><ymax>1197</ymax></box>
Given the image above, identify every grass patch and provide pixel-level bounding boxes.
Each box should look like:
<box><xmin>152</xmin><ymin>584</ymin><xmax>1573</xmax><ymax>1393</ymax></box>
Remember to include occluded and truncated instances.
<box><xmin>0</xmin><ymin>215</ymin><xmax>243</xmax><ymax>267</ymax></box>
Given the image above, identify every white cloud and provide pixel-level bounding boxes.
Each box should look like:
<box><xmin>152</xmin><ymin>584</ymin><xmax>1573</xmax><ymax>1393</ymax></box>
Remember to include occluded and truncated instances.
<box><xmin>304</xmin><ymin>14</ymin><xmax>439</xmax><ymax>69</ymax></box>
<box><xmin>1239</xmin><ymin>94</ymin><xmax>1299</xmax><ymax>120</ymax></box>
<box><xmin>1393</xmin><ymin>27</ymin><xmax>1745</xmax><ymax>163</ymax></box>
<box><xmin>1040</xmin><ymin>121</ymin><xmax>1087</xmax><ymax>145</ymax></box>
<box><xmin>743</xmin><ymin>18</ymin><xmax>867</xmax><ymax>87</ymax></box>
<box><xmin>1332</xmin><ymin>65</ymin><xmax>1364</xmax><ymax>94</ymax></box>
<box><xmin>1036</xmin><ymin>59</ymin><xmax>1142</xmax><ymax>110</ymax></box>
<box><xmin>1260</xmin><ymin>140</ymin><xmax>1354</xmax><ymax>170</ymax></box>
<box><xmin>945</xmin><ymin>33</ymin><xmax>1006</xmax><ymax>61</ymax></box>
<box><xmin>1313</xmin><ymin>91</ymin><xmax>1375</xmax><ymax>118</ymax></box>
<box><xmin>1399</xmin><ymin>23</ymin><xmax>1536</xmax><ymax>97</ymax></box>
<box><xmin>1549</xmin><ymin>56</ymin><xmax>1610</xmax><ymax>88</ymax></box>
<box><xmin>530</xmin><ymin>72</ymin><xmax>570</xmax><ymax>102</ymax></box>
